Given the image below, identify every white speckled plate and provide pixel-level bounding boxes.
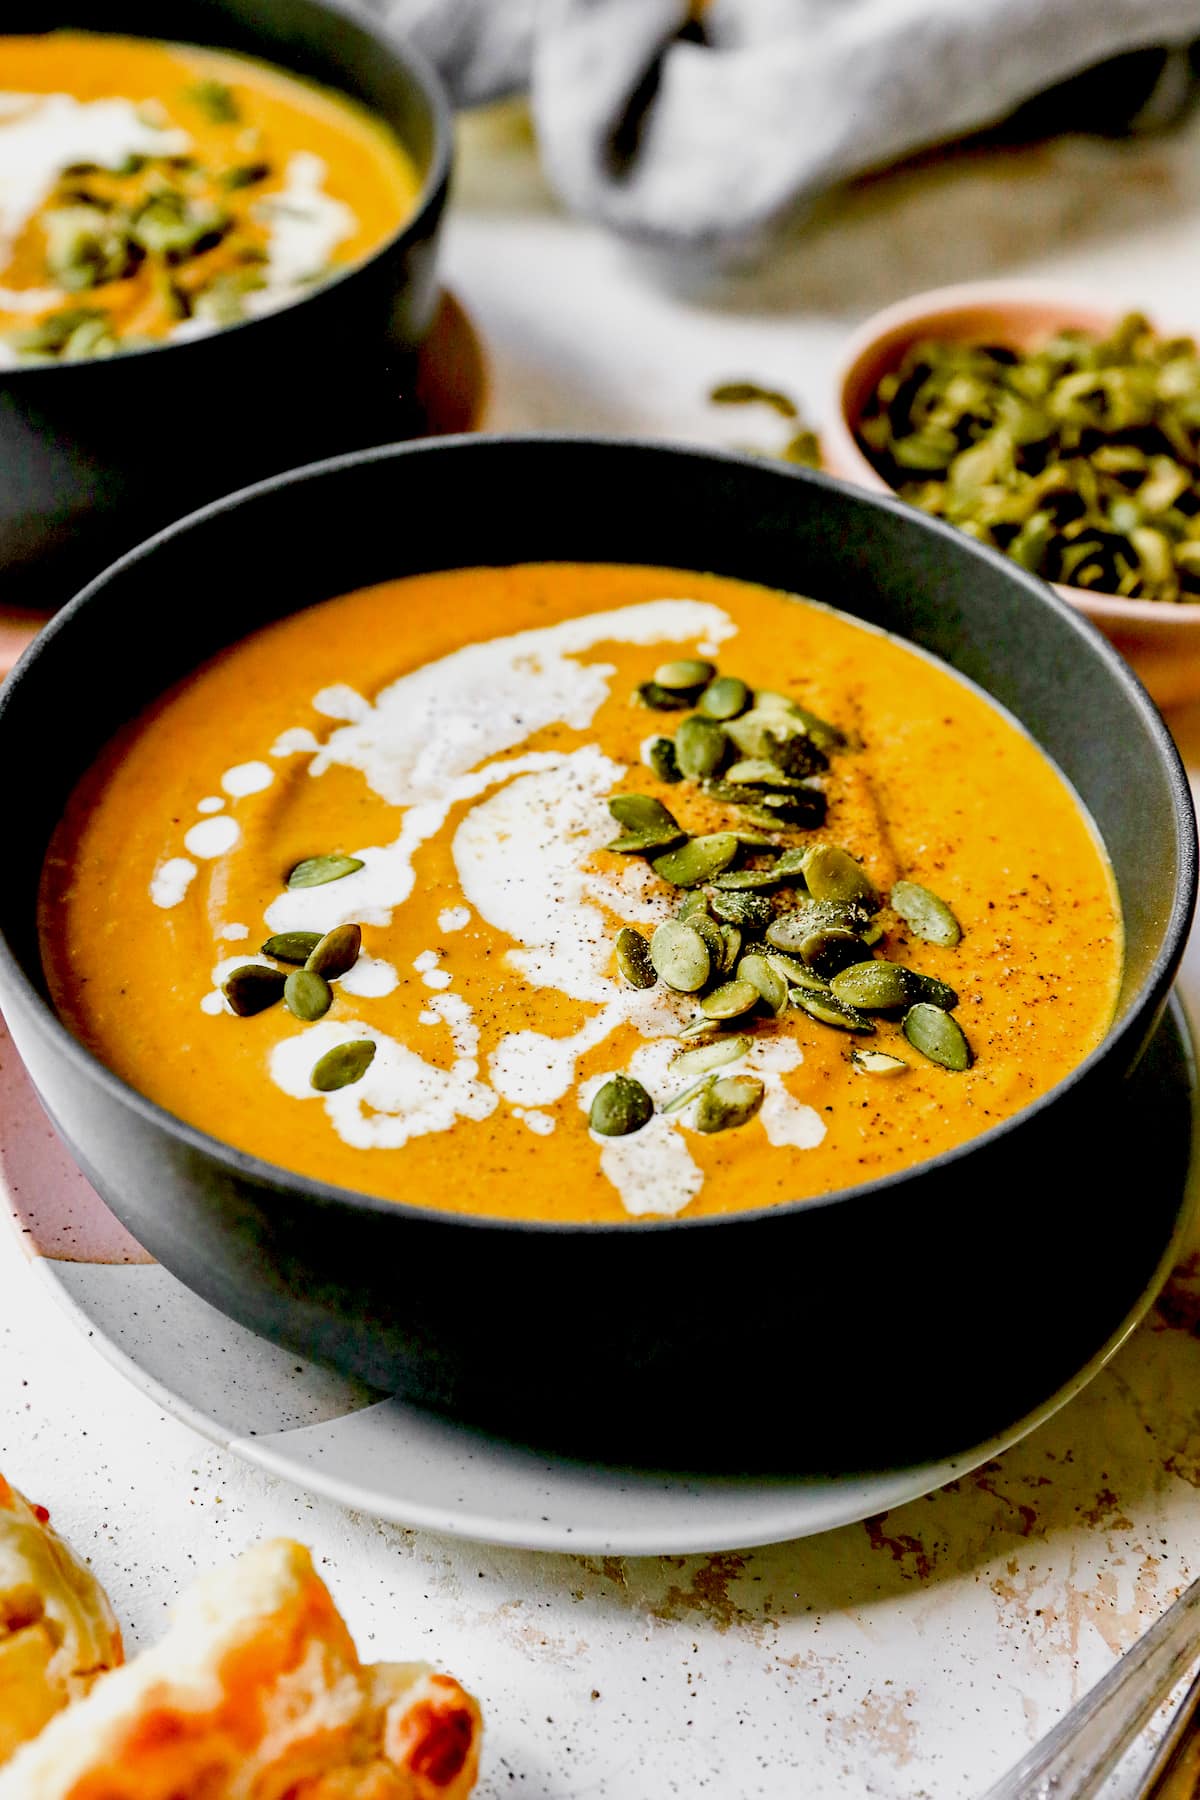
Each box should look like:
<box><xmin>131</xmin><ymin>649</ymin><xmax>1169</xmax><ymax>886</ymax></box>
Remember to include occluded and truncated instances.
<box><xmin>3</xmin><ymin>1003</ymin><xmax>1195</xmax><ymax>1555</ymax></box>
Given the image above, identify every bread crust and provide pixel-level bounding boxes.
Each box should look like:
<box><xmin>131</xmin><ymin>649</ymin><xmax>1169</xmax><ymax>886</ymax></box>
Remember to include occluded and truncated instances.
<box><xmin>0</xmin><ymin>1538</ymin><xmax>480</xmax><ymax>1800</ymax></box>
<box><xmin>0</xmin><ymin>1474</ymin><xmax>123</xmax><ymax>1764</ymax></box>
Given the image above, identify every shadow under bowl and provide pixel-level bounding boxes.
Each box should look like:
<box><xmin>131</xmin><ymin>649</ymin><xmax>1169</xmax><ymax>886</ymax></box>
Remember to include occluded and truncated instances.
<box><xmin>0</xmin><ymin>436</ymin><xmax>1194</xmax><ymax>1472</ymax></box>
<box><xmin>0</xmin><ymin>0</ymin><xmax>452</xmax><ymax>610</ymax></box>
<box><xmin>825</xmin><ymin>282</ymin><xmax>1200</xmax><ymax>710</ymax></box>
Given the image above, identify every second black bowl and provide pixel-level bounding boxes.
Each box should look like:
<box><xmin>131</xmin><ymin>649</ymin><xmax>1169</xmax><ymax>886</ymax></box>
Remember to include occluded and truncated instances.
<box><xmin>0</xmin><ymin>437</ymin><xmax>1194</xmax><ymax>1470</ymax></box>
<box><xmin>0</xmin><ymin>0</ymin><xmax>451</xmax><ymax>609</ymax></box>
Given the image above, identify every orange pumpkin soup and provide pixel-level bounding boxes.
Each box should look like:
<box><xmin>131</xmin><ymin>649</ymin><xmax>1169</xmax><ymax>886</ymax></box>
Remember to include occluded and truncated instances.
<box><xmin>40</xmin><ymin>564</ymin><xmax>1122</xmax><ymax>1223</ymax></box>
<box><xmin>0</xmin><ymin>32</ymin><xmax>421</xmax><ymax>363</ymax></box>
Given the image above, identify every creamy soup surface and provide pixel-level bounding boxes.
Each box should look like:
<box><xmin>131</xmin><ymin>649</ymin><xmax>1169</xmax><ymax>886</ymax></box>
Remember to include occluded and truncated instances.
<box><xmin>40</xmin><ymin>564</ymin><xmax>1123</xmax><ymax>1224</ymax></box>
<box><xmin>0</xmin><ymin>32</ymin><xmax>421</xmax><ymax>363</ymax></box>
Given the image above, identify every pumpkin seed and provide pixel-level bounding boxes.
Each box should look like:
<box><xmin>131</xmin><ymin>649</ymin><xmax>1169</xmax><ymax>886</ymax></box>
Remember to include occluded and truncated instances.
<box><xmin>735</xmin><ymin>791</ymin><xmax>827</xmax><ymax>829</ymax></box>
<box><xmin>717</xmin><ymin>923</ymin><xmax>743</xmax><ymax>974</ymax></box>
<box><xmin>890</xmin><ymin>879</ymin><xmax>962</xmax><ymax>947</ymax></box>
<box><xmin>654</xmin><ymin>658</ymin><xmax>714</xmax><ymax>690</ymax></box>
<box><xmin>769</xmin><ymin>900</ymin><xmax>870</xmax><ymax>944</ymax></box>
<box><xmin>671</xmin><ymin>1032</ymin><xmax>753</xmax><ymax>1081</ymax></box>
<box><xmin>261</xmin><ymin>931</ymin><xmax>322</xmax><ymax>965</ymax></box>
<box><xmin>694</xmin><ymin>1074</ymin><xmax>765</xmax><ymax>1133</ymax></box>
<box><xmin>710</xmin><ymin>889</ymin><xmax>772</xmax><ymax>930</ymax></box>
<box><xmin>660</xmin><ymin>1074</ymin><xmax>716</xmax><ymax>1116</ymax></box>
<box><xmin>724</xmin><ymin>758</ymin><xmax>811</xmax><ymax>790</ymax></box>
<box><xmin>222</xmin><ymin>964</ymin><xmax>286</xmax><ymax>1017</ymax></box>
<box><xmin>187</xmin><ymin>78</ymin><xmax>240</xmax><ymax>123</ymax></box>
<box><xmin>802</xmin><ymin>845</ymin><xmax>879</xmax><ymax>910</ymax></box>
<box><xmin>791</xmin><ymin>988</ymin><xmax>874</xmax><ymax>1033</ymax></box>
<box><xmin>677</xmin><ymin>1015</ymin><xmax>724</xmax><ymax>1041</ymax></box>
<box><xmin>674</xmin><ymin>715</ymin><xmax>728</xmax><ymax>780</ymax></box>
<box><xmin>647</xmin><ymin>737</ymin><xmax>681</xmax><ymax>783</ymax></box>
<box><xmin>764</xmin><ymin>950</ymin><xmax>827</xmax><ymax>987</ymax></box>
<box><xmin>793</xmin><ymin>926</ymin><xmax>871</xmax><ymax>979</ymax></box>
<box><xmin>829</xmin><ymin>959</ymin><xmax>914</xmax><ymax>1012</ymax></box>
<box><xmin>606</xmin><ymin>793</ymin><xmax>683</xmax><ymax>852</ymax></box>
<box><xmin>589</xmin><ymin>1073</ymin><xmax>654</xmax><ymax>1136</ymax></box>
<box><xmin>773</xmin><ymin>847</ymin><xmax>810</xmax><ymax>878</ymax></box>
<box><xmin>287</xmin><ymin>853</ymin><xmax>364</xmax><ymax>889</ymax></box>
<box><xmin>650</xmin><ymin>919</ymin><xmax>711</xmax><ymax>991</ymax></box>
<box><xmin>737</xmin><ymin>952</ymin><xmax>789</xmax><ymax>1014</ymax></box>
<box><xmin>691</xmin><ymin>912</ymin><xmax>727</xmax><ymax>969</ymax></box>
<box><xmin>698</xmin><ymin>675</ymin><xmax>751</xmax><ymax>720</ymax></box>
<box><xmin>651</xmin><ymin>833</ymin><xmax>739</xmax><ymax>887</ymax></box>
<box><xmin>903</xmin><ymin>1003</ymin><xmax>973</xmax><ymax>1071</ymax></box>
<box><xmin>678</xmin><ymin>891</ymin><xmax>711</xmax><ymax>921</ymax></box>
<box><xmin>710</xmin><ymin>866</ymin><xmax>787</xmax><ymax>890</ymax></box>
<box><xmin>700</xmin><ymin>979</ymin><xmax>761</xmax><ymax>1020</ymax></box>
<box><xmin>615</xmin><ymin>927</ymin><xmax>657</xmax><ymax>989</ymax></box>
<box><xmin>636</xmin><ymin>681</ymin><xmax>688</xmax><ymax>711</ymax></box>
<box><xmin>311</xmin><ymin>1038</ymin><xmax>376</xmax><ymax>1092</ymax></box>
<box><xmin>851</xmin><ymin>1048</ymin><xmax>910</xmax><ymax>1075</ymax></box>
<box><xmin>709</xmin><ymin>380</ymin><xmax>798</xmax><ymax>417</ymax></box>
<box><xmin>725</xmin><ymin>708</ymin><xmax>830</xmax><ymax>773</ymax></box>
<box><xmin>285</xmin><ymin>968</ymin><xmax>333</xmax><ymax>1021</ymax></box>
<box><xmin>305</xmin><ymin>923</ymin><xmax>362</xmax><ymax>980</ymax></box>
<box><xmin>904</xmin><ymin>970</ymin><xmax>960</xmax><ymax>1011</ymax></box>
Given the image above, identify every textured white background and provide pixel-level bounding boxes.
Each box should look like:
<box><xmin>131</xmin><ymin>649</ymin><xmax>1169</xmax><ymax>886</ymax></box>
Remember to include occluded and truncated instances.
<box><xmin>8</xmin><ymin>103</ymin><xmax>1200</xmax><ymax>1798</ymax></box>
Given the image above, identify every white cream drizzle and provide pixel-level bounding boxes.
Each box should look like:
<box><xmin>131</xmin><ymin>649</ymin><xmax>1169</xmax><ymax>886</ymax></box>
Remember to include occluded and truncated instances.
<box><xmin>221</xmin><ymin>760</ymin><xmax>273</xmax><ymax>798</ymax></box>
<box><xmin>252</xmin><ymin>151</ymin><xmax>355</xmax><ymax>289</ymax></box>
<box><xmin>150</xmin><ymin>857</ymin><xmax>196</xmax><ymax>909</ymax></box>
<box><xmin>269</xmin><ymin>992</ymin><xmax>496</xmax><ymax>1151</ymax></box>
<box><xmin>197</xmin><ymin>796</ymin><xmax>225</xmax><ymax>814</ymax></box>
<box><xmin>0</xmin><ymin>92</ymin><xmax>189</xmax><ymax>264</ymax></box>
<box><xmin>220</xmin><ymin>923</ymin><xmax>249</xmax><ymax>941</ymax></box>
<box><xmin>184</xmin><ymin>815</ymin><xmax>240</xmax><ymax>860</ymax></box>
<box><xmin>160</xmin><ymin>595</ymin><xmax>831</xmax><ymax>1216</ymax></box>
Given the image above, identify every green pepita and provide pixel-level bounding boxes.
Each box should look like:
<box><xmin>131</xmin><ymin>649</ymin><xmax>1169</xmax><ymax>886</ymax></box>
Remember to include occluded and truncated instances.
<box><xmin>694</xmin><ymin>1074</ymin><xmax>765</xmax><ymax>1133</ymax></box>
<box><xmin>678</xmin><ymin>891</ymin><xmax>711</xmax><ymax>921</ymax></box>
<box><xmin>904</xmin><ymin>970</ymin><xmax>960</xmax><ymax>1010</ymax></box>
<box><xmin>589</xmin><ymin>1073</ymin><xmax>654</xmax><ymax>1136</ymax></box>
<box><xmin>305</xmin><ymin>923</ymin><xmax>362</xmax><ymax>980</ymax></box>
<box><xmin>851</xmin><ymin>1048</ymin><xmax>910</xmax><ymax>1075</ymax></box>
<box><xmin>903</xmin><ymin>1003</ymin><xmax>973</xmax><ymax>1071</ymax></box>
<box><xmin>261</xmin><ymin>931</ymin><xmax>322</xmax><ymax>965</ymax></box>
<box><xmin>649</xmin><ymin>919</ymin><xmax>711</xmax><ymax>991</ymax></box>
<box><xmin>615</xmin><ymin>927</ymin><xmax>657</xmax><ymax>989</ymax></box>
<box><xmin>764</xmin><ymin>952</ymin><xmax>830</xmax><ymax>994</ymax></box>
<box><xmin>674</xmin><ymin>715</ymin><xmax>729</xmax><ymax>780</ymax></box>
<box><xmin>670</xmin><ymin>1034</ymin><xmax>753</xmax><ymax>1082</ymax></box>
<box><xmin>698</xmin><ymin>675</ymin><xmax>751</xmax><ymax>720</ymax></box>
<box><xmin>636</xmin><ymin>681</ymin><xmax>688</xmax><ymax>711</ymax></box>
<box><xmin>606</xmin><ymin>793</ymin><xmax>683</xmax><ymax>852</ymax></box>
<box><xmin>829</xmin><ymin>959</ymin><xmax>914</xmax><ymax>1012</ymax></box>
<box><xmin>285</xmin><ymin>968</ymin><xmax>333</xmax><ymax>1022</ymax></box>
<box><xmin>647</xmin><ymin>737</ymin><xmax>681</xmax><ymax>783</ymax></box>
<box><xmin>802</xmin><ymin>845</ymin><xmax>879</xmax><ymax>910</ymax></box>
<box><xmin>699</xmin><ymin>979</ymin><xmax>761</xmax><ymax>1020</ymax></box>
<box><xmin>737</xmin><ymin>953</ymin><xmax>789</xmax><ymax>1015</ymax></box>
<box><xmin>654</xmin><ymin>658</ymin><xmax>714</xmax><ymax>691</ymax></box>
<box><xmin>790</xmin><ymin>988</ymin><xmax>875</xmax><ymax>1033</ymax></box>
<box><xmin>651</xmin><ymin>833</ymin><xmax>739</xmax><ymax>888</ymax></box>
<box><xmin>222</xmin><ymin>964</ymin><xmax>286</xmax><ymax>1017</ymax></box>
<box><xmin>710</xmin><ymin>865</ymin><xmax>789</xmax><ymax>890</ymax></box>
<box><xmin>724</xmin><ymin>759</ymin><xmax>811</xmax><ymax>789</ymax></box>
<box><xmin>310</xmin><ymin>1038</ymin><xmax>376</xmax><ymax>1092</ymax></box>
<box><xmin>709</xmin><ymin>889</ymin><xmax>772</xmax><ymax>930</ymax></box>
<box><xmin>660</xmin><ymin>1074</ymin><xmax>716</xmax><ymax>1116</ymax></box>
<box><xmin>287</xmin><ymin>853</ymin><xmax>365</xmax><ymax>890</ymax></box>
<box><xmin>891</xmin><ymin>879</ymin><xmax>963</xmax><ymax>947</ymax></box>
<box><xmin>717</xmin><ymin>923</ymin><xmax>742</xmax><ymax>974</ymax></box>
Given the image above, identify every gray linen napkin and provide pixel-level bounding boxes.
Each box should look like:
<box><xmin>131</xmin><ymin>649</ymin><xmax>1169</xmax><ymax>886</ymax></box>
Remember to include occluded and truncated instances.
<box><xmin>362</xmin><ymin>0</ymin><xmax>1200</xmax><ymax>253</ymax></box>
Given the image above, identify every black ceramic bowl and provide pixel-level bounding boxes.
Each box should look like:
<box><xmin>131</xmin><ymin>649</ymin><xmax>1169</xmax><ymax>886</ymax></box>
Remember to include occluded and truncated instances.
<box><xmin>1</xmin><ymin>438</ymin><xmax>1195</xmax><ymax>1471</ymax></box>
<box><xmin>0</xmin><ymin>0</ymin><xmax>451</xmax><ymax>609</ymax></box>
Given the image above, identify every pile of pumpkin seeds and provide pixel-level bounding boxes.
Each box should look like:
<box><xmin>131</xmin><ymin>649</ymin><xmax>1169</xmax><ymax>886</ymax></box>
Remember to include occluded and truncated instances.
<box><xmin>588</xmin><ymin>660</ymin><xmax>972</xmax><ymax>1138</ymax></box>
<box><xmin>6</xmin><ymin>80</ymin><xmax>284</xmax><ymax>363</ymax></box>
<box><xmin>221</xmin><ymin>853</ymin><xmax>376</xmax><ymax>1093</ymax></box>
<box><xmin>856</xmin><ymin>313</ymin><xmax>1200</xmax><ymax>603</ymax></box>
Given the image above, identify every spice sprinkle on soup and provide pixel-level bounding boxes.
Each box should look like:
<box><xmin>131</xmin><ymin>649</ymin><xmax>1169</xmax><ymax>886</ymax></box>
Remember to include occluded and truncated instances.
<box><xmin>0</xmin><ymin>31</ymin><xmax>422</xmax><ymax>364</ymax></box>
<box><xmin>40</xmin><ymin>564</ymin><xmax>1122</xmax><ymax>1223</ymax></box>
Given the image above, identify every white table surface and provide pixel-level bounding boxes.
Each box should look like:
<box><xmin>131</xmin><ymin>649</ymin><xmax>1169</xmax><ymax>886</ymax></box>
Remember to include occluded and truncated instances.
<box><xmin>8</xmin><ymin>101</ymin><xmax>1200</xmax><ymax>1800</ymax></box>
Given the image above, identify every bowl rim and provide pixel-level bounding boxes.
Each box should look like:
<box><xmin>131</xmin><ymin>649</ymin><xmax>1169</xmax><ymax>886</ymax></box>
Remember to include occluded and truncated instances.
<box><xmin>826</xmin><ymin>278</ymin><xmax>1200</xmax><ymax>627</ymax></box>
<box><xmin>2</xmin><ymin>431</ymin><xmax>1194</xmax><ymax>1237</ymax></box>
<box><xmin>0</xmin><ymin>0</ymin><xmax>454</xmax><ymax>382</ymax></box>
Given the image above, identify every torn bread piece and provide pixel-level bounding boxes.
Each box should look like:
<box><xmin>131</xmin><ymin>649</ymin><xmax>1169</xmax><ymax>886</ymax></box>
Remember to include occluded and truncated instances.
<box><xmin>0</xmin><ymin>1473</ymin><xmax>123</xmax><ymax>1764</ymax></box>
<box><xmin>0</xmin><ymin>1537</ymin><xmax>480</xmax><ymax>1800</ymax></box>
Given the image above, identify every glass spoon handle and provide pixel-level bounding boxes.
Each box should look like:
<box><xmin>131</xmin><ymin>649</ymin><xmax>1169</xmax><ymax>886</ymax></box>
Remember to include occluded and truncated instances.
<box><xmin>981</xmin><ymin>1574</ymin><xmax>1200</xmax><ymax>1800</ymax></box>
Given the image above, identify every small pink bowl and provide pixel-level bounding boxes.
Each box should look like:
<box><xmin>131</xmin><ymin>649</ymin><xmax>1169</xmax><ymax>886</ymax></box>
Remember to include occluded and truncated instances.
<box><xmin>825</xmin><ymin>282</ymin><xmax>1200</xmax><ymax>710</ymax></box>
